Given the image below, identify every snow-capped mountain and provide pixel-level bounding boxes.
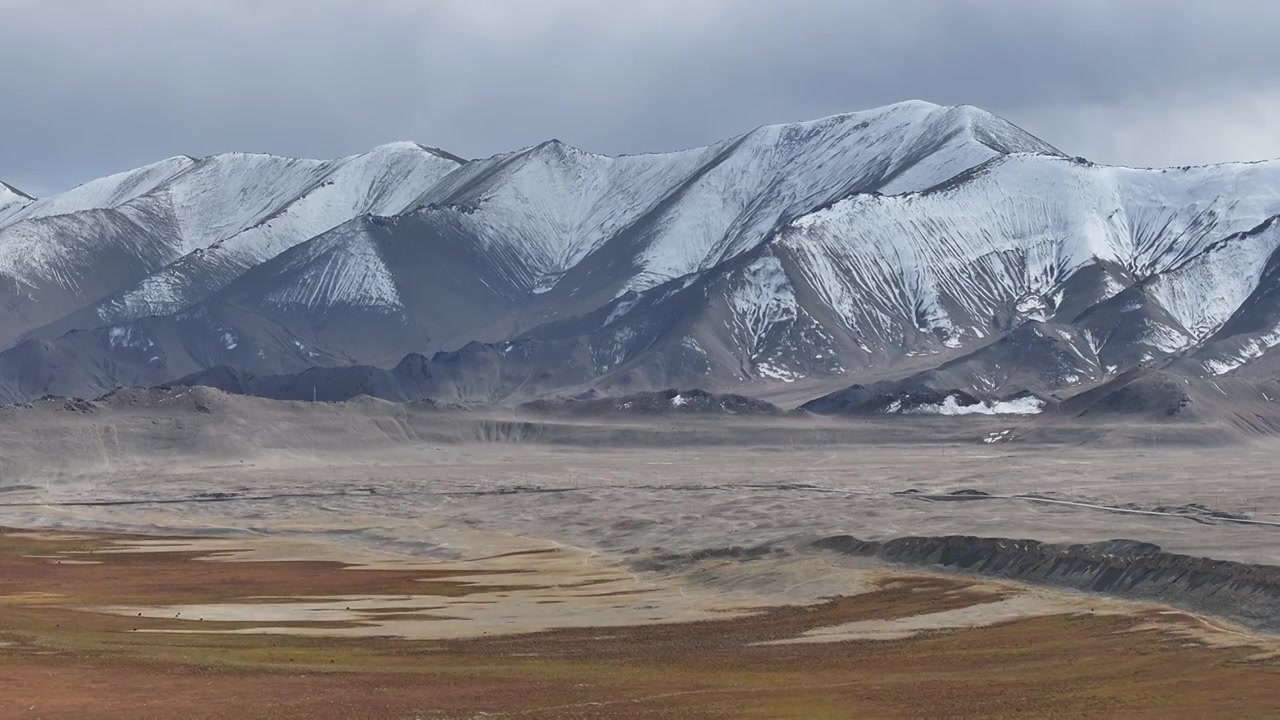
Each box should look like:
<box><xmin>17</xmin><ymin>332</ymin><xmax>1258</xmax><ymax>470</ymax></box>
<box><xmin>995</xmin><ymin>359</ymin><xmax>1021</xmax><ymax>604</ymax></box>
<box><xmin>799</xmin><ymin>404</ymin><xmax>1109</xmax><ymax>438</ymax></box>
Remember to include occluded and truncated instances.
<box><xmin>475</xmin><ymin>152</ymin><xmax>1280</xmax><ymax>403</ymax></box>
<box><xmin>3</xmin><ymin>100</ymin><xmax>1280</xmax><ymax>406</ymax></box>
<box><xmin>770</xmin><ymin>156</ymin><xmax>1280</xmax><ymax>377</ymax></box>
<box><xmin>1</xmin><ymin>157</ymin><xmax>196</xmax><ymax>229</ymax></box>
<box><xmin>212</xmin><ymin>100</ymin><xmax>1055</xmax><ymax>343</ymax></box>
<box><xmin>19</xmin><ymin>143</ymin><xmax>463</xmax><ymax>343</ymax></box>
<box><xmin>402</xmin><ymin>101</ymin><xmax>1060</xmax><ymax>303</ymax></box>
<box><xmin>183</xmin><ymin>101</ymin><xmax>1065</xmax><ymax>364</ymax></box>
<box><xmin>0</xmin><ymin>152</ymin><xmax>325</xmax><ymax>347</ymax></box>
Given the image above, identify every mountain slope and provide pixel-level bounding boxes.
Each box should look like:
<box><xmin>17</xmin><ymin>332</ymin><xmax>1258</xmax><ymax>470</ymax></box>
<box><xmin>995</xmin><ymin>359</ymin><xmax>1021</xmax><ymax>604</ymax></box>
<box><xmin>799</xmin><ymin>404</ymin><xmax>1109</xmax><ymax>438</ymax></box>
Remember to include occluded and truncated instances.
<box><xmin>1165</xmin><ymin>217</ymin><xmax>1280</xmax><ymax>377</ymax></box>
<box><xmin>0</xmin><ymin>301</ymin><xmax>350</xmax><ymax>403</ymax></box>
<box><xmin>0</xmin><ymin>156</ymin><xmax>196</xmax><ymax>229</ymax></box>
<box><xmin>776</xmin><ymin>155</ymin><xmax>1280</xmax><ymax>355</ymax></box>
<box><xmin>147</xmin><ymin>101</ymin><xmax>1063</xmax><ymax>368</ymax></box>
<box><xmin>0</xmin><ymin>153</ymin><xmax>329</xmax><ymax>346</ymax></box>
<box><xmin>801</xmin><ymin>217</ymin><xmax>1280</xmax><ymax>413</ymax></box>
<box><xmin>29</xmin><ymin>143</ymin><xmax>464</xmax><ymax>337</ymax></box>
<box><xmin>403</xmin><ymin>100</ymin><xmax>1061</xmax><ymax>310</ymax></box>
<box><xmin>552</xmin><ymin>154</ymin><xmax>1280</xmax><ymax>398</ymax></box>
<box><xmin>0</xmin><ymin>204</ymin><xmax>182</xmax><ymax>348</ymax></box>
<box><xmin>0</xmin><ymin>145</ymin><xmax>464</xmax><ymax>349</ymax></box>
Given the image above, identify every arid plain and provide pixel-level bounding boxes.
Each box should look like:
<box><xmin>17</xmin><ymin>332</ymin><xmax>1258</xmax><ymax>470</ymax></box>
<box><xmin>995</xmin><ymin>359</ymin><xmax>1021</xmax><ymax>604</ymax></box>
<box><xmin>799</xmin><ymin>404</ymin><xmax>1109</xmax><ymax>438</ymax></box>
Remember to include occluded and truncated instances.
<box><xmin>2</xmin><ymin>389</ymin><xmax>1278</xmax><ymax>718</ymax></box>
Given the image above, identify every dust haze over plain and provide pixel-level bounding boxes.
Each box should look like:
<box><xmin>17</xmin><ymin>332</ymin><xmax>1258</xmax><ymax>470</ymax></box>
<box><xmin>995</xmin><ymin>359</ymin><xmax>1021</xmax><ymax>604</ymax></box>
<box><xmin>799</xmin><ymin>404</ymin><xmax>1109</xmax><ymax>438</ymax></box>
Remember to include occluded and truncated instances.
<box><xmin>3</xmin><ymin>0</ymin><xmax>1280</xmax><ymax>196</ymax></box>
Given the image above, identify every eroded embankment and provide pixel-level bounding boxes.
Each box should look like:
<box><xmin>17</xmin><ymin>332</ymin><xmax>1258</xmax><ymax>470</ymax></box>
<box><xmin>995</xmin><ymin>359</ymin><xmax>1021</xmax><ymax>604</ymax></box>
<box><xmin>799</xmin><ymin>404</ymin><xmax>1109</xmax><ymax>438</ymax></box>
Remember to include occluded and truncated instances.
<box><xmin>811</xmin><ymin>535</ymin><xmax>1280</xmax><ymax>633</ymax></box>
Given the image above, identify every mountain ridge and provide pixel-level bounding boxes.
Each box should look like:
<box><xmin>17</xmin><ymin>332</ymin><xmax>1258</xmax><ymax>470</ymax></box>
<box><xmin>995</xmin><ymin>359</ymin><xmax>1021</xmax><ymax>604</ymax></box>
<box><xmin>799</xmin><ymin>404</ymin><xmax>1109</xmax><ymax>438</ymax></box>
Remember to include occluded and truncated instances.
<box><xmin>4</xmin><ymin>100</ymin><xmax>1280</xmax><ymax>411</ymax></box>
<box><xmin>0</xmin><ymin>180</ymin><xmax>34</xmax><ymax>224</ymax></box>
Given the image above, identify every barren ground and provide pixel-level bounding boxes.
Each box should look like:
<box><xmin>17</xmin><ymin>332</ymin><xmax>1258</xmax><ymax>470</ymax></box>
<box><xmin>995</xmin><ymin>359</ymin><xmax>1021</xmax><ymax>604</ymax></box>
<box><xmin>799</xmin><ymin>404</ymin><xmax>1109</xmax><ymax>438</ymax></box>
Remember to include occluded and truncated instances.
<box><xmin>1</xmin><ymin>392</ymin><xmax>1278</xmax><ymax>717</ymax></box>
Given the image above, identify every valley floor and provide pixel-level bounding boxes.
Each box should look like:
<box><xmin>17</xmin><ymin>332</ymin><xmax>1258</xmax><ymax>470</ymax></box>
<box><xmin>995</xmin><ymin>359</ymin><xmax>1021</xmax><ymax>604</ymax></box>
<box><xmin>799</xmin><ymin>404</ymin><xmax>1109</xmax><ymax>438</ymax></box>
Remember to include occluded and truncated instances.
<box><xmin>2</xmin><ymin>528</ymin><xmax>1278</xmax><ymax>720</ymax></box>
<box><xmin>2</xmin><ymin>396</ymin><xmax>1279</xmax><ymax>716</ymax></box>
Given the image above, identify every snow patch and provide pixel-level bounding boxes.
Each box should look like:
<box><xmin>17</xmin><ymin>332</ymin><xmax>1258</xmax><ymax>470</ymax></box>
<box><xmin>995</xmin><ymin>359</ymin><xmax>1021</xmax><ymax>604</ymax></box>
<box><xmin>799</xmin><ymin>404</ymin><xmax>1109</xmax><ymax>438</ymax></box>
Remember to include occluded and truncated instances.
<box><xmin>106</xmin><ymin>325</ymin><xmax>153</xmax><ymax>350</ymax></box>
<box><xmin>605</xmin><ymin>294</ymin><xmax>641</xmax><ymax>326</ymax></box>
<box><xmin>983</xmin><ymin>429</ymin><xmax>1013</xmax><ymax>444</ymax></box>
<box><xmin>680</xmin><ymin>337</ymin><xmax>706</xmax><ymax>355</ymax></box>
<box><xmin>889</xmin><ymin>395</ymin><xmax>1045</xmax><ymax>416</ymax></box>
<box><xmin>730</xmin><ymin>255</ymin><xmax>798</xmax><ymax>358</ymax></box>
<box><xmin>1203</xmin><ymin>327</ymin><xmax>1280</xmax><ymax>376</ymax></box>
<box><xmin>756</xmin><ymin>363</ymin><xmax>803</xmax><ymax>383</ymax></box>
<box><xmin>1142</xmin><ymin>321</ymin><xmax>1192</xmax><ymax>353</ymax></box>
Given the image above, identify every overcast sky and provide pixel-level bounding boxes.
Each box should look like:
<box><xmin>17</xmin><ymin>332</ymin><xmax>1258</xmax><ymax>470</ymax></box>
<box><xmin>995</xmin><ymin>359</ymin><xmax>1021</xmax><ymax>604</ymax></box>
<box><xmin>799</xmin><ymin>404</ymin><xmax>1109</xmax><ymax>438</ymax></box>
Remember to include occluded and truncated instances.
<box><xmin>4</xmin><ymin>0</ymin><xmax>1279</xmax><ymax>196</ymax></box>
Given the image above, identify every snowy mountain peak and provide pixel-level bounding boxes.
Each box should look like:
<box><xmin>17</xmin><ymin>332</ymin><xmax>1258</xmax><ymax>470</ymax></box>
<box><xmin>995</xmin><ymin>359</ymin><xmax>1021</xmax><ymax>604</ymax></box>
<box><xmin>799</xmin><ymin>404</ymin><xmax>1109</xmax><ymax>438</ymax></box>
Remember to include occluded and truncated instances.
<box><xmin>526</xmin><ymin>138</ymin><xmax>609</xmax><ymax>162</ymax></box>
<box><xmin>368</xmin><ymin>140</ymin><xmax>433</xmax><ymax>153</ymax></box>
<box><xmin>748</xmin><ymin>99</ymin><xmax>943</xmax><ymax>133</ymax></box>
<box><xmin>364</xmin><ymin>141</ymin><xmax>467</xmax><ymax>164</ymax></box>
<box><xmin>389</xmin><ymin>100</ymin><xmax>1076</xmax><ymax>302</ymax></box>
<box><xmin>741</xmin><ymin>100</ymin><xmax>1059</xmax><ymax>157</ymax></box>
<box><xmin>0</xmin><ymin>140</ymin><xmax>465</xmax><ymax>347</ymax></box>
<box><xmin>58</xmin><ymin>140</ymin><xmax>466</xmax><ymax>326</ymax></box>
<box><xmin>948</xmin><ymin>105</ymin><xmax>1063</xmax><ymax>157</ymax></box>
<box><xmin>880</xmin><ymin>98</ymin><xmax>942</xmax><ymax>111</ymax></box>
<box><xmin>0</xmin><ymin>180</ymin><xmax>34</xmax><ymax>202</ymax></box>
<box><xmin>1</xmin><ymin>155</ymin><xmax>196</xmax><ymax>228</ymax></box>
<box><xmin>0</xmin><ymin>181</ymin><xmax>33</xmax><ymax>225</ymax></box>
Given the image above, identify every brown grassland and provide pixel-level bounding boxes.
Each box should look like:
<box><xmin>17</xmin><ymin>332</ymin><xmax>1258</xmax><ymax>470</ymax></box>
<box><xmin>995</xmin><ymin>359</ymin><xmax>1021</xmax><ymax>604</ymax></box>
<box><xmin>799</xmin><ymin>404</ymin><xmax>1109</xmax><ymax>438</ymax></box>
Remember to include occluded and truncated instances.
<box><xmin>1</xmin><ymin>529</ymin><xmax>1277</xmax><ymax>719</ymax></box>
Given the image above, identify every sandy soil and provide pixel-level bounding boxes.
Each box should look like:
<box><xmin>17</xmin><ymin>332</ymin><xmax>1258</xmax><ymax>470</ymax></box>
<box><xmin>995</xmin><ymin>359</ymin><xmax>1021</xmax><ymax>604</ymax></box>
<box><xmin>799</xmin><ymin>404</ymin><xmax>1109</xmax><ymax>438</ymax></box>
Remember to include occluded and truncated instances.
<box><xmin>0</xmin><ymin>395</ymin><xmax>1276</xmax><ymax>567</ymax></box>
<box><xmin>6</xmin><ymin>436</ymin><xmax>1275</xmax><ymax>564</ymax></box>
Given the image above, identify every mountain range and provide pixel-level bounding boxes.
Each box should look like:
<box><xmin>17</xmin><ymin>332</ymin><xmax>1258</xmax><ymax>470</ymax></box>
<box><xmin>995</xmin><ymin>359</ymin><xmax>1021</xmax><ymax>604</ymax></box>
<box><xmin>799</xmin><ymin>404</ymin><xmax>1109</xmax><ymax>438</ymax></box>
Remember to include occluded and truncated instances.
<box><xmin>4</xmin><ymin>99</ymin><xmax>1280</xmax><ymax>416</ymax></box>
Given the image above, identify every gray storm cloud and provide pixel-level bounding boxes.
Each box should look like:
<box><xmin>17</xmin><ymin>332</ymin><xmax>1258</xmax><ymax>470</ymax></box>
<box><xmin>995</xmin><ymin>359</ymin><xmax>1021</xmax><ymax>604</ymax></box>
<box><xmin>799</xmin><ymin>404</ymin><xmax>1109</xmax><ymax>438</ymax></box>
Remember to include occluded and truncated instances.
<box><xmin>3</xmin><ymin>0</ymin><xmax>1279</xmax><ymax>195</ymax></box>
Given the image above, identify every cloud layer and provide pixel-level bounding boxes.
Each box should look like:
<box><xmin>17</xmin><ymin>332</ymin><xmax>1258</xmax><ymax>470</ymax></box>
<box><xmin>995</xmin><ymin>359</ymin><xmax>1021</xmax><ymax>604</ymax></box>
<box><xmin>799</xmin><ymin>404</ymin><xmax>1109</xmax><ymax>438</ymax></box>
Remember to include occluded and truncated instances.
<box><xmin>3</xmin><ymin>0</ymin><xmax>1278</xmax><ymax>194</ymax></box>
